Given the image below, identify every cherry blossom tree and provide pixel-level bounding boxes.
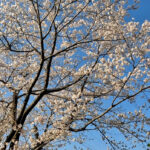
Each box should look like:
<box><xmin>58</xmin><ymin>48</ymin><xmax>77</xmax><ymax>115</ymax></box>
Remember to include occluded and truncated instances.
<box><xmin>0</xmin><ymin>0</ymin><xmax>150</xmax><ymax>149</ymax></box>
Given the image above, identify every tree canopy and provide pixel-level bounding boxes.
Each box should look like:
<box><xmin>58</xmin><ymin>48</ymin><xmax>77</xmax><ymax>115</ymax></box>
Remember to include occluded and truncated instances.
<box><xmin>0</xmin><ymin>0</ymin><xmax>150</xmax><ymax>149</ymax></box>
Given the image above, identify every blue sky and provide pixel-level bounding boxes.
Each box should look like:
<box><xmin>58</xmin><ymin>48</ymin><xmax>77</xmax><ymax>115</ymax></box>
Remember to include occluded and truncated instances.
<box><xmin>59</xmin><ymin>1</ymin><xmax>150</xmax><ymax>150</ymax></box>
<box><xmin>129</xmin><ymin>0</ymin><xmax>150</xmax><ymax>22</ymax></box>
